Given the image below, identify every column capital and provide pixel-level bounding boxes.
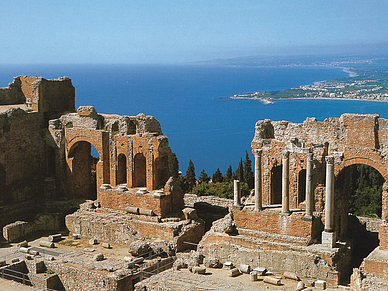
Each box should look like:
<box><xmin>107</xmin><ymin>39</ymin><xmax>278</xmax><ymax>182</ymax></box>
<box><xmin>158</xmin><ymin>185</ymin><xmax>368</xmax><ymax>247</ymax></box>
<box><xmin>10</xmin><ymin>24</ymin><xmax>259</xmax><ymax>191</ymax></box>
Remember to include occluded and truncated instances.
<box><xmin>282</xmin><ymin>150</ymin><xmax>289</xmax><ymax>158</ymax></box>
<box><xmin>254</xmin><ymin>149</ymin><xmax>262</xmax><ymax>157</ymax></box>
<box><xmin>325</xmin><ymin>156</ymin><xmax>334</xmax><ymax>164</ymax></box>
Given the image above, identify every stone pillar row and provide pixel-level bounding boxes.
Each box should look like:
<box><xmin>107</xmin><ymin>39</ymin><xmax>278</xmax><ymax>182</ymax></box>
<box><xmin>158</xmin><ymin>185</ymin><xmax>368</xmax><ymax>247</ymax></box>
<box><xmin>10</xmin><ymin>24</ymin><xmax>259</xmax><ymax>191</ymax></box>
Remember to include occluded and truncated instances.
<box><xmin>253</xmin><ymin>148</ymin><xmax>314</xmax><ymax>217</ymax></box>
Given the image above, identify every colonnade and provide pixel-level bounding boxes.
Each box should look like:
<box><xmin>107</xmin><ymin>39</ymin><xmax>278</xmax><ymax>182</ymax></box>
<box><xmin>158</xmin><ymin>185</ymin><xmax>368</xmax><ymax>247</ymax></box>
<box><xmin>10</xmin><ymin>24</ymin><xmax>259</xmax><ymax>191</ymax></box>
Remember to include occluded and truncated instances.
<box><xmin>233</xmin><ymin>149</ymin><xmax>336</xmax><ymax>247</ymax></box>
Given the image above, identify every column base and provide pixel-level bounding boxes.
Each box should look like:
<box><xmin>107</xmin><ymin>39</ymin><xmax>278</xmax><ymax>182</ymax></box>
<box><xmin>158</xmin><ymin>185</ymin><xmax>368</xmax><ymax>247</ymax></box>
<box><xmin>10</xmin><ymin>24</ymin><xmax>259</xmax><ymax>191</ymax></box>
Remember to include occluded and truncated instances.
<box><xmin>302</xmin><ymin>214</ymin><xmax>313</xmax><ymax>221</ymax></box>
<box><xmin>322</xmin><ymin>231</ymin><xmax>336</xmax><ymax>248</ymax></box>
<box><xmin>232</xmin><ymin>205</ymin><xmax>243</xmax><ymax>210</ymax></box>
<box><xmin>280</xmin><ymin>211</ymin><xmax>291</xmax><ymax>216</ymax></box>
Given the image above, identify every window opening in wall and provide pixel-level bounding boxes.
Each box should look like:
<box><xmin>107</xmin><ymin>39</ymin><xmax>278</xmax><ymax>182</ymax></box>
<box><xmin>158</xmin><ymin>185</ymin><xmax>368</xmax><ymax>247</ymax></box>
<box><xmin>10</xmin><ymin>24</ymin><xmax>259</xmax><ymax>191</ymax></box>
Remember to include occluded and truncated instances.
<box><xmin>271</xmin><ymin>165</ymin><xmax>282</xmax><ymax>204</ymax></box>
<box><xmin>134</xmin><ymin>153</ymin><xmax>146</xmax><ymax>187</ymax></box>
<box><xmin>117</xmin><ymin>154</ymin><xmax>127</xmax><ymax>185</ymax></box>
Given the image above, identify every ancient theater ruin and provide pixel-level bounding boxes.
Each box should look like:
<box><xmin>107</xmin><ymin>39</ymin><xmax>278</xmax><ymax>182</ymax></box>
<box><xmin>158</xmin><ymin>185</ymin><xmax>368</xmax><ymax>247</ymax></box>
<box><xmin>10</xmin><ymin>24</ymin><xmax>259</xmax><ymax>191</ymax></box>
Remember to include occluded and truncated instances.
<box><xmin>0</xmin><ymin>75</ymin><xmax>387</xmax><ymax>290</ymax></box>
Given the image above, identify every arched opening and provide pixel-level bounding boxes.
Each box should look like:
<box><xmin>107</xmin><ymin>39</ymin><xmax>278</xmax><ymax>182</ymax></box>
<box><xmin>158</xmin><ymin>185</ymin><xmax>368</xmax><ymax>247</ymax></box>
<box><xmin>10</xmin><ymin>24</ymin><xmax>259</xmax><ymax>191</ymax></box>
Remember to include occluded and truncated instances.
<box><xmin>134</xmin><ymin>153</ymin><xmax>146</xmax><ymax>187</ymax></box>
<box><xmin>271</xmin><ymin>165</ymin><xmax>282</xmax><ymax>205</ymax></box>
<box><xmin>298</xmin><ymin>169</ymin><xmax>306</xmax><ymax>205</ymax></box>
<box><xmin>335</xmin><ymin>163</ymin><xmax>383</xmax><ymax>279</ymax></box>
<box><xmin>155</xmin><ymin>156</ymin><xmax>169</xmax><ymax>189</ymax></box>
<box><xmin>68</xmin><ymin>141</ymin><xmax>100</xmax><ymax>200</ymax></box>
<box><xmin>117</xmin><ymin>154</ymin><xmax>127</xmax><ymax>185</ymax></box>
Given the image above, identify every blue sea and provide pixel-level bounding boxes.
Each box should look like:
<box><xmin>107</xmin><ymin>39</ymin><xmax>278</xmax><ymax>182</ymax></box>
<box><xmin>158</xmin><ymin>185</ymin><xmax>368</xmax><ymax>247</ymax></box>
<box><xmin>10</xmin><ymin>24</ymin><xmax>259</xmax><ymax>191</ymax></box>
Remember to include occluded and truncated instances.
<box><xmin>1</xmin><ymin>64</ymin><xmax>387</xmax><ymax>176</ymax></box>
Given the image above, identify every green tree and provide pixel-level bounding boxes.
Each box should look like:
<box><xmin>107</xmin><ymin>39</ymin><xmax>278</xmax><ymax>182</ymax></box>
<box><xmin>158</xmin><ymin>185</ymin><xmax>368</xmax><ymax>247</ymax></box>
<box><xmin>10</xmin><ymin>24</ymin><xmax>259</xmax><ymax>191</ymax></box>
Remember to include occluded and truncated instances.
<box><xmin>243</xmin><ymin>150</ymin><xmax>254</xmax><ymax>188</ymax></box>
<box><xmin>235</xmin><ymin>158</ymin><xmax>244</xmax><ymax>182</ymax></box>
<box><xmin>225</xmin><ymin>165</ymin><xmax>233</xmax><ymax>182</ymax></box>
<box><xmin>348</xmin><ymin>164</ymin><xmax>383</xmax><ymax>218</ymax></box>
<box><xmin>212</xmin><ymin>168</ymin><xmax>224</xmax><ymax>183</ymax></box>
<box><xmin>185</xmin><ymin>160</ymin><xmax>196</xmax><ymax>192</ymax></box>
<box><xmin>199</xmin><ymin>169</ymin><xmax>210</xmax><ymax>183</ymax></box>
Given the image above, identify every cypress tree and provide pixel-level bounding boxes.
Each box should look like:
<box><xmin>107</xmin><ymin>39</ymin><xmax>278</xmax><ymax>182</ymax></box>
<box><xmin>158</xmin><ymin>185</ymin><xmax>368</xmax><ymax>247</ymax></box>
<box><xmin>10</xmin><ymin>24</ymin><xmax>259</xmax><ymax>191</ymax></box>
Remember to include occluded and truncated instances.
<box><xmin>185</xmin><ymin>160</ymin><xmax>196</xmax><ymax>191</ymax></box>
<box><xmin>212</xmin><ymin>168</ymin><xmax>223</xmax><ymax>183</ymax></box>
<box><xmin>225</xmin><ymin>165</ymin><xmax>233</xmax><ymax>182</ymax></box>
<box><xmin>235</xmin><ymin>158</ymin><xmax>244</xmax><ymax>182</ymax></box>
<box><xmin>243</xmin><ymin>150</ymin><xmax>254</xmax><ymax>188</ymax></box>
<box><xmin>199</xmin><ymin>169</ymin><xmax>210</xmax><ymax>183</ymax></box>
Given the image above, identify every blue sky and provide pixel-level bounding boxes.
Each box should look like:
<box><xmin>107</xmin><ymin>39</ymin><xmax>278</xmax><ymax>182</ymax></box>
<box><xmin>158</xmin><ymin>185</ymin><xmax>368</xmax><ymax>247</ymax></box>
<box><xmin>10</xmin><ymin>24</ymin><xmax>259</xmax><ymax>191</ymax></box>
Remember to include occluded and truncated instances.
<box><xmin>1</xmin><ymin>0</ymin><xmax>388</xmax><ymax>64</ymax></box>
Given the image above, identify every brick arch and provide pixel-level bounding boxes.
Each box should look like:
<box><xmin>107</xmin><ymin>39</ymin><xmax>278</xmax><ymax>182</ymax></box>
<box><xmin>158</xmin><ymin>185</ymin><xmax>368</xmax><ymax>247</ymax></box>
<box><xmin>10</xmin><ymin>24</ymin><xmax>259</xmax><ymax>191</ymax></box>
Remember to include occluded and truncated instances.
<box><xmin>336</xmin><ymin>157</ymin><xmax>388</xmax><ymax>181</ymax></box>
<box><xmin>67</xmin><ymin>136</ymin><xmax>103</xmax><ymax>158</ymax></box>
<box><xmin>65</xmin><ymin>130</ymin><xmax>110</xmax><ymax>198</ymax></box>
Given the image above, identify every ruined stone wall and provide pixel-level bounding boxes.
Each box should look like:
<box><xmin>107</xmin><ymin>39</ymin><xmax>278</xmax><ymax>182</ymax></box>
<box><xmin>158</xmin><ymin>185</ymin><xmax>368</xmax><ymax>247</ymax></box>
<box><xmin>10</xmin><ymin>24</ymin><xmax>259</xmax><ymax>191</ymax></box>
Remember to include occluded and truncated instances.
<box><xmin>49</xmin><ymin>108</ymin><xmax>182</xmax><ymax>216</ymax></box>
<box><xmin>232</xmin><ymin>208</ymin><xmax>315</xmax><ymax>244</ymax></box>
<box><xmin>99</xmin><ymin>188</ymin><xmax>173</xmax><ymax>217</ymax></box>
<box><xmin>0</xmin><ymin>77</ymin><xmax>24</xmax><ymax>105</ymax></box>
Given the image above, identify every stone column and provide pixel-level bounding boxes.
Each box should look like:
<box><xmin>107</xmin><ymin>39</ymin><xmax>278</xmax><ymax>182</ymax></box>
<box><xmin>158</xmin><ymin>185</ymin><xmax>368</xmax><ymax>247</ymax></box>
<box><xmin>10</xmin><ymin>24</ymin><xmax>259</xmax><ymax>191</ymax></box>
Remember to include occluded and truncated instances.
<box><xmin>254</xmin><ymin>149</ymin><xmax>262</xmax><ymax>211</ymax></box>
<box><xmin>282</xmin><ymin>150</ymin><xmax>290</xmax><ymax>215</ymax></box>
<box><xmin>305</xmin><ymin>152</ymin><xmax>314</xmax><ymax>219</ymax></box>
<box><xmin>234</xmin><ymin>180</ymin><xmax>241</xmax><ymax>207</ymax></box>
<box><xmin>322</xmin><ymin>156</ymin><xmax>336</xmax><ymax>247</ymax></box>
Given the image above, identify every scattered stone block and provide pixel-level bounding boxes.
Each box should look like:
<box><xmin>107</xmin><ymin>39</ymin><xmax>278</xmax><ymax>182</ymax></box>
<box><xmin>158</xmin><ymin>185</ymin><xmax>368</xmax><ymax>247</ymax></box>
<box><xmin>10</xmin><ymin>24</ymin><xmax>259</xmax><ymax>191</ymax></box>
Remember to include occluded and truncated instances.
<box><xmin>102</xmin><ymin>242</ymin><xmax>111</xmax><ymax>249</ymax></box>
<box><xmin>84</xmin><ymin>248</ymin><xmax>95</xmax><ymax>252</ymax></box>
<box><xmin>11</xmin><ymin>258</ymin><xmax>19</xmax><ymax>263</ymax></box>
<box><xmin>192</xmin><ymin>266</ymin><xmax>206</xmax><ymax>274</ymax></box>
<box><xmin>265</xmin><ymin>271</ymin><xmax>273</xmax><ymax>276</ymax></box>
<box><xmin>124</xmin><ymin>256</ymin><xmax>133</xmax><ymax>262</ymax></box>
<box><xmin>17</xmin><ymin>240</ymin><xmax>28</xmax><ymax>248</ymax></box>
<box><xmin>263</xmin><ymin>276</ymin><xmax>281</xmax><ymax>286</ymax></box>
<box><xmin>190</xmin><ymin>251</ymin><xmax>204</xmax><ymax>264</ymax></box>
<box><xmin>182</xmin><ymin>208</ymin><xmax>198</xmax><ymax>220</ymax></box>
<box><xmin>250</xmin><ymin>271</ymin><xmax>258</xmax><ymax>281</ymax></box>
<box><xmin>29</xmin><ymin>250</ymin><xmax>39</xmax><ymax>256</ymax></box>
<box><xmin>25</xmin><ymin>255</ymin><xmax>33</xmax><ymax>260</ymax></box>
<box><xmin>315</xmin><ymin>280</ymin><xmax>326</xmax><ymax>290</ymax></box>
<box><xmin>283</xmin><ymin>271</ymin><xmax>299</xmax><ymax>281</ymax></box>
<box><xmin>94</xmin><ymin>253</ymin><xmax>104</xmax><ymax>261</ymax></box>
<box><xmin>139</xmin><ymin>208</ymin><xmax>154</xmax><ymax>216</ymax></box>
<box><xmin>253</xmin><ymin>267</ymin><xmax>267</xmax><ymax>275</ymax></box>
<box><xmin>239</xmin><ymin>264</ymin><xmax>251</xmax><ymax>274</ymax></box>
<box><xmin>223</xmin><ymin>261</ymin><xmax>234</xmax><ymax>269</ymax></box>
<box><xmin>228</xmin><ymin>267</ymin><xmax>240</xmax><ymax>277</ymax></box>
<box><xmin>89</xmin><ymin>238</ymin><xmax>98</xmax><ymax>245</ymax></box>
<box><xmin>126</xmin><ymin>206</ymin><xmax>139</xmax><ymax>214</ymax></box>
<box><xmin>128</xmin><ymin>240</ymin><xmax>151</xmax><ymax>256</ymax></box>
<box><xmin>39</xmin><ymin>240</ymin><xmax>55</xmax><ymax>248</ymax></box>
<box><xmin>19</xmin><ymin>247</ymin><xmax>29</xmax><ymax>253</ymax></box>
<box><xmin>203</xmin><ymin>257</ymin><xmax>221</xmax><ymax>268</ymax></box>
<box><xmin>72</xmin><ymin>233</ymin><xmax>80</xmax><ymax>239</ymax></box>
<box><xmin>303</xmin><ymin>288</ymin><xmax>313</xmax><ymax>291</ymax></box>
<box><xmin>296</xmin><ymin>281</ymin><xmax>305</xmax><ymax>291</ymax></box>
<box><xmin>173</xmin><ymin>258</ymin><xmax>187</xmax><ymax>270</ymax></box>
<box><xmin>48</xmin><ymin>234</ymin><xmax>62</xmax><ymax>242</ymax></box>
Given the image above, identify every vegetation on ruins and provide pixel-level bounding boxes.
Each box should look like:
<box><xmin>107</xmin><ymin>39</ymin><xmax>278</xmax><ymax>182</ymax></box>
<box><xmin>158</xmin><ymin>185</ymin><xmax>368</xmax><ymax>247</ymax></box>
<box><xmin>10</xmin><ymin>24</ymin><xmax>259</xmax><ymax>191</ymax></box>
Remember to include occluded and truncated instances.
<box><xmin>178</xmin><ymin>152</ymin><xmax>254</xmax><ymax>199</ymax></box>
<box><xmin>346</xmin><ymin>164</ymin><xmax>383</xmax><ymax>218</ymax></box>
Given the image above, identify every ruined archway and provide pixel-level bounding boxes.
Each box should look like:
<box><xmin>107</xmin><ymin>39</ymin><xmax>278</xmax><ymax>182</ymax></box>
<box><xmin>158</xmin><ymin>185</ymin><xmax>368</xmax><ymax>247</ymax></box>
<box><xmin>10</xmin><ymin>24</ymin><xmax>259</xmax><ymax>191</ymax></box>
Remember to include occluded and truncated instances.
<box><xmin>335</xmin><ymin>163</ymin><xmax>383</xmax><ymax>274</ymax></box>
<box><xmin>133</xmin><ymin>153</ymin><xmax>146</xmax><ymax>187</ymax></box>
<box><xmin>67</xmin><ymin>141</ymin><xmax>100</xmax><ymax>200</ymax></box>
<box><xmin>154</xmin><ymin>155</ymin><xmax>169</xmax><ymax>189</ymax></box>
<box><xmin>117</xmin><ymin>153</ymin><xmax>127</xmax><ymax>185</ymax></box>
<box><xmin>270</xmin><ymin>165</ymin><xmax>282</xmax><ymax>205</ymax></box>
